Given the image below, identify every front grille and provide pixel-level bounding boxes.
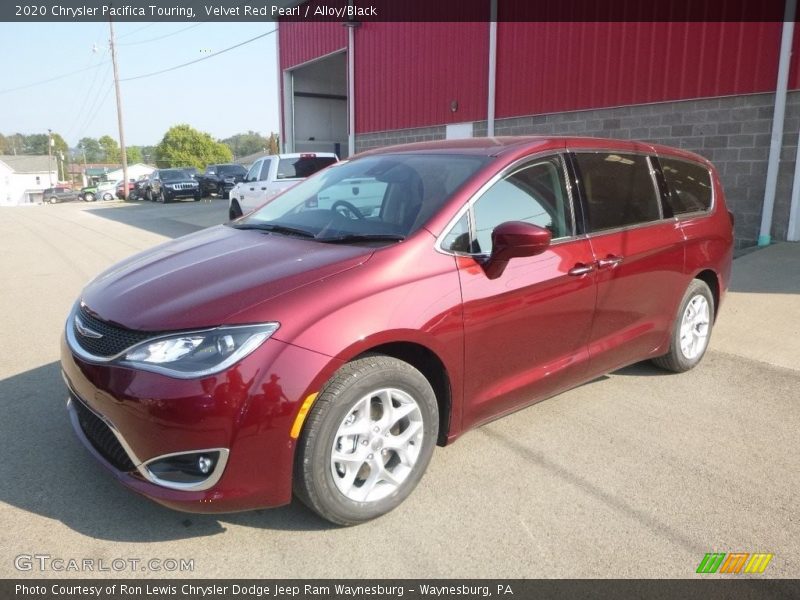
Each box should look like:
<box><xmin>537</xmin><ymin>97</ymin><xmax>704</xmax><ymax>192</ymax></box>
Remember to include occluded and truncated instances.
<box><xmin>72</xmin><ymin>396</ymin><xmax>136</xmax><ymax>472</ymax></box>
<box><xmin>171</xmin><ymin>183</ymin><xmax>196</xmax><ymax>190</ymax></box>
<box><xmin>74</xmin><ymin>306</ymin><xmax>160</xmax><ymax>358</ymax></box>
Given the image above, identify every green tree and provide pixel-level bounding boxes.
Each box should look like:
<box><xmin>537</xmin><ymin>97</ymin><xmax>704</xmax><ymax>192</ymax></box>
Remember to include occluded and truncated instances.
<box><xmin>24</xmin><ymin>134</ymin><xmax>49</xmax><ymax>154</ymax></box>
<box><xmin>221</xmin><ymin>131</ymin><xmax>270</xmax><ymax>158</ymax></box>
<box><xmin>267</xmin><ymin>132</ymin><xmax>280</xmax><ymax>155</ymax></box>
<box><xmin>155</xmin><ymin>124</ymin><xmax>233</xmax><ymax>169</ymax></box>
<box><xmin>125</xmin><ymin>146</ymin><xmax>143</xmax><ymax>163</ymax></box>
<box><xmin>98</xmin><ymin>135</ymin><xmax>120</xmax><ymax>162</ymax></box>
<box><xmin>77</xmin><ymin>137</ymin><xmax>103</xmax><ymax>162</ymax></box>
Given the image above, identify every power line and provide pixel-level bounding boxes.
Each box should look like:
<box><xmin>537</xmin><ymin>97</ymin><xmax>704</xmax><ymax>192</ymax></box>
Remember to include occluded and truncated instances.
<box><xmin>121</xmin><ymin>29</ymin><xmax>276</xmax><ymax>82</ymax></box>
<box><xmin>117</xmin><ymin>22</ymin><xmax>204</xmax><ymax>46</ymax></box>
<box><xmin>116</xmin><ymin>22</ymin><xmax>157</xmax><ymax>40</ymax></box>
<box><xmin>73</xmin><ymin>83</ymin><xmax>113</xmax><ymax>143</ymax></box>
<box><xmin>68</xmin><ymin>47</ymin><xmax>111</xmax><ymax>141</ymax></box>
<box><xmin>0</xmin><ymin>62</ymin><xmax>109</xmax><ymax>95</ymax></box>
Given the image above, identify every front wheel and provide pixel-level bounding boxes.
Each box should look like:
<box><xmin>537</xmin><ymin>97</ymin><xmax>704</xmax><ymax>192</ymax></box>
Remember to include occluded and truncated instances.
<box><xmin>652</xmin><ymin>279</ymin><xmax>715</xmax><ymax>373</ymax></box>
<box><xmin>84</xmin><ymin>192</ymin><xmax>95</xmax><ymax>202</ymax></box>
<box><xmin>293</xmin><ymin>356</ymin><xmax>439</xmax><ymax>526</ymax></box>
<box><xmin>102</xmin><ymin>192</ymin><xmax>113</xmax><ymax>201</ymax></box>
<box><xmin>229</xmin><ymin>200</ymin><xmax>243</xmax><ymax>221</ymax></box>
<box><xmin>49</xmin><ymin>196</ymin><xmax>58</xmax><ymax>204</ymax></box>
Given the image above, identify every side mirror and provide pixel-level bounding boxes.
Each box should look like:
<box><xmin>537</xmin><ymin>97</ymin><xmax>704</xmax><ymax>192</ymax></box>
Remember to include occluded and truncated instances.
<box><xmin>484</xmin><ymin>221</ymin><xmax>551</xmax><ymax>279</ymax></box>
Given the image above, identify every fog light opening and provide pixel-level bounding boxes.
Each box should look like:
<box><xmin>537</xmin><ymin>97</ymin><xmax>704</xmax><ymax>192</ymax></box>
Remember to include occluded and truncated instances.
<box><xmin>145</xmin><ymin>450</ymin><xmax>223</xmax><ymax>487</ymax></box>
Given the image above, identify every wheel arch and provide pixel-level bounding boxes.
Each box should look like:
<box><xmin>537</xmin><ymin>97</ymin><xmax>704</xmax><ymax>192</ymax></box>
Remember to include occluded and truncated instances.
<box><xmin>352</xmin><ymin>341</ymin><xmax>452</xmax><ymax>446</ymax></box>
<box><xmin>693</xmin><ymin>269</ymin><xmax>720</xmax><ymax>321</ymax></box>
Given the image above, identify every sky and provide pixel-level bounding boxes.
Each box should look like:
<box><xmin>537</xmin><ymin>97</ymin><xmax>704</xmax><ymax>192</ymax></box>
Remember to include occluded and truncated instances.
<box><xmin>0</xmin><ymin>22</ymin><xmax>281</xmax><ymax>148</ymax></box>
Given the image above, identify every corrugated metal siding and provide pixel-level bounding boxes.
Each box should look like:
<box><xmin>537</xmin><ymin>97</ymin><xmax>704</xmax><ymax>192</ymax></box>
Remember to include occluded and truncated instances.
<box><xmin>279</xmin><ymin>18</ymin><xmax>346</xmax><ymax>71</ymax></box>
<box><xmin>354</xmin><ymin>22</ymin><xmax>489</xmax><ymax>133</ymax></box>
<box><xmin>496</xmin><ymin>21</ymin><xmax>786</xmax><ymax>118</ymax></box>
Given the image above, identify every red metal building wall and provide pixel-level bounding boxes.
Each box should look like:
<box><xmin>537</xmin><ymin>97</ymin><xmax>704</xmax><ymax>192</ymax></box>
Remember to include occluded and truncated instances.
<box><xmin>354</xmin><ymin>22</ymin><xmax>489</xmax><ymax>133</ymax></box>
<box><xmin>496</xmin><ymin>21</ymin><xmax>794</xmax><ymax>119</ymax></box>
<box><xmin>279</xmin><ymin>18</ymin><xmax>346</xmax><ymax>71</ymax></box>
<box><xmin>280</xmin><ymin>17</ymin><xmax>800</xmax><ymax>134</ymax></box>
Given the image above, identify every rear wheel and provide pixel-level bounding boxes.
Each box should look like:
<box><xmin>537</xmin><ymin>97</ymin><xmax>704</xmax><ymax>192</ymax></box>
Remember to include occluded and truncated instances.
<box><xmin>102</xmin><ymin>192</ymin><xmax>113</xmax><ymax>201</ymax></box>
<box><xmin>84</xmin><ymin>192</ymin><xmax>95</xmax><ymax>202</ymax></box>
<box><xmin>652</xmin><ymin>279</ymin><xmax>715</xmax><ymax>373</ymax></box>
<box><xmin>294</xmin><ymin>355</ymin><xmax>438</xmax><ymax>526</ymax></box>
<box><xmin>229</xmin><ymin>200</ymin><xmax>243</xmax><ymax>220</ymax></box>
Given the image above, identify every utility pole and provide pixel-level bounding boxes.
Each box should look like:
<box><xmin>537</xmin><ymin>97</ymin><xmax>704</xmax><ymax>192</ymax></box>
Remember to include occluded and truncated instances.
<box><xmin>47</xmin><ymin>128</ymin><xmax>53</xmax><ymax>185</ymax></box>
<box><xmin>109</xmin><ymin>17</ymin><xmax>128</xmax><ymax>199</ymax></box>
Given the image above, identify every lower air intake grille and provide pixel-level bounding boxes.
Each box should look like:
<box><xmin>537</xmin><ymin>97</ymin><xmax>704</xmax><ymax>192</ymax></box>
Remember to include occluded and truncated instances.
<box><xmin>72</xmin><ymin>396</ymin><xmax>136</xmax><ymax>472</ymax></box>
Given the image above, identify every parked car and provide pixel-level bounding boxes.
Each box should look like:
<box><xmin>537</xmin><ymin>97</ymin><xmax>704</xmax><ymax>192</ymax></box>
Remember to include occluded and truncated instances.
<box><xmin>130</xmin><ymin>175</ymin><xmax>150</xmax><ymax>201</ymax></box>
<box><xmin>148</xmin><ymin>168</ymin><xmax>201</xmax><ymax>203</ymax></box>
<box><xmin>79</xmin><ymin>185</ymin><xmax>98</xmax><ymax>202</ymax></box>
<box><xmin>197</xmin><ymin>163</ymin><xmax>247</xmax><ymax>199</ymax></box>
<box><xmin>96</xmin><ymin>180</ymin><xmax>119</xmax><ymax>202</ymax></box>
<box><xmin>42</xmin><ymin>186</ymin><xmax>79</xmax><ymax>204</ymax></box>
<box><xmin>61</xmin><ymin>137</ymin><xmax>733</xmax><ymax>525</ymax></box>
<box><xmin>228</xmin><ymin>152</ymin><xmax>338</xmax><ymax>220</ymax></box>
<box><xmin>116</xmin><ymin>179</ymin><xmax>136</xmax><ymax>199</ymax></box>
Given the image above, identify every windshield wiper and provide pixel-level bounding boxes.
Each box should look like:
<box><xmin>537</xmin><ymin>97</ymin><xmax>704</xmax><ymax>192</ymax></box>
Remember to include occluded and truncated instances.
<box><xmin>316</xmin><ymin>233</ymin><xmax>406</xmax><ymax>243</ymax></box>
<box><xmin>231</xmin><ymin>223</ymin><xmax>316</xmax><ymax>238</ymax></box>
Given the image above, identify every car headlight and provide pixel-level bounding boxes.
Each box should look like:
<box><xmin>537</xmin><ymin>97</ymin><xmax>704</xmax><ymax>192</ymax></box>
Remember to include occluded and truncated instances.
<box><xmin>120</xmin><ymin>323</ymin><xmax>279</xmax><ymax>378</ymax></box>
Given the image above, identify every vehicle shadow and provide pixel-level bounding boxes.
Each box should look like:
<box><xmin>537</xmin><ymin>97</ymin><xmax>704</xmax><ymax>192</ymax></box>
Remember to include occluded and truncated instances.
<box><xmin>0</xmin><ymin>362</ymin><xmax>333</xmax><ymax>542</ymax></box>
<box><xmin>84</xmin><ymin>200</ymin><xmax>229</xmax><ymax>240</ymax></box>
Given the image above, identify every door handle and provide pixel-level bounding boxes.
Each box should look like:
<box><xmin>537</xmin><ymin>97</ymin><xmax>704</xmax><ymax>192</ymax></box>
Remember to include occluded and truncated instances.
<box><xmin>568</xmin><ymin>263</ymin><xmax>595</xmax><ymax>276</ymax></box>
<box><xmin>249</xmin><ymin>187</ymin><xmax>254</xmax><ymax>191</ymax></box>
<box><xmin>261</xmin><ymin>187</ymin><xmax>267</xmax><ymax>190</ymax></box>
<box><xmin>596</xmin><ymin>255</ymin><xmax>624</xmax><ymax>269</ymax></box>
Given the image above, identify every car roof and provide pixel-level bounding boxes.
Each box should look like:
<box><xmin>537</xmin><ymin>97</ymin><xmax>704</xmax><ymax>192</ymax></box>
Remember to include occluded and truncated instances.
<box><xmin>355</xmin><ymin>136</ymin><xmax>710</xmax><ymax>165</ymax></box>
<box><xmin>276</xmin><ymin>153</ymin><xmax>338</xmax><ymax>159</ymax></box>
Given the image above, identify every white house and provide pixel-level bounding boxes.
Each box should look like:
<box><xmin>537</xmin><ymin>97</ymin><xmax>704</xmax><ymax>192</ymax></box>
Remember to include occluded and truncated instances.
<box><xmin>104</xmin><ymin>163</ymin><xmax>155</xmax><ymax>183</ymax></box>
<box><xmin>0</xmin><ymin>155</ymin><xmax>58</xmax><ymax>206</ymax></box>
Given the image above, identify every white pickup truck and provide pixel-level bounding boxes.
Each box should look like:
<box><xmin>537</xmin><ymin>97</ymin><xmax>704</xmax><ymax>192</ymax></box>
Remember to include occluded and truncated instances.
<box><xmin>228</xmin><ymin>152</ymin><xmax>338</xmax><ymax>220</ymax></box>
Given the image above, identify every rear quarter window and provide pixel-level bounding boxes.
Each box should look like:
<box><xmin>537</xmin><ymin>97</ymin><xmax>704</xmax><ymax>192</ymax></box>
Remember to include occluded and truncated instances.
<box><xmin>659</xmin><ymin>157</ymin><xmax>713</xmax><ymax>215</ymax></box>
<box><xmin>574</xmin><ymin>152</ymin><xmax>661</xmax><ymax>232</ymax></box>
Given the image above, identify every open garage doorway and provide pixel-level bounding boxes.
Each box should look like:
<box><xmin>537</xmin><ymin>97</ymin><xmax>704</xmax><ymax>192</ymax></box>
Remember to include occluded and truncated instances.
<box><xmin>283</xmin><ymin>51</ymin><xmax>348</xmax><ymax>158</ymax></box>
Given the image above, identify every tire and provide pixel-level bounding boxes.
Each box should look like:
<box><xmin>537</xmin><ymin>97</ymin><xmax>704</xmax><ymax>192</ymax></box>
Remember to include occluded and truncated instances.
<box><xmin>219</xmin><ymin>186</ymin><xmax>228</xmax><ymax>200</ymax></box>
<box><xmin>652</xmin><ymin>279</ymin><xmax>715</xmax><ymax>373</ymax></box>
<box><xmin>49</xmin><ymin>196</ymin><xmax>58</xmax><ymax>204</ymax></box>
<box><xmin>103</xmin><ymin>192</ymin><xmax>113</xmax><ymax>201</ymax></box>
<box><xmin>194</xmin><ymin>194</ymin><xmax>202</xmax><ymax>202</ymax></box>
<box><xmin>229</xmin><ymin>200</ymin><xmax>243</xmax><ymax>221</ymax></box>
<box><xmin>294</xmin><ymin>355</ymin><xmax>439</xmax><ymax>526</ymax></box>
<box><xmin>84</xmin><ymin>192</ymin><xmax>95</xmax><ymax>202</ymax></box>
<box><xmin>160</xmin><ymin>190</ymin><xmax>169</xmax><ymax>203</ymax></box>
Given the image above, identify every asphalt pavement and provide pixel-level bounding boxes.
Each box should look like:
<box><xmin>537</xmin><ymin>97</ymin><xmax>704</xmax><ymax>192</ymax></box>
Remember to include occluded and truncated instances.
<box><xmin>0</xmin><ymin>200</ymin><xmax>797</xmax><ymax>578</ymax></box>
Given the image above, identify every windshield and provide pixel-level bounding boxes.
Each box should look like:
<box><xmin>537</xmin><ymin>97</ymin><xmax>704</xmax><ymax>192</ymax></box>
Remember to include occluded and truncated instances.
<box><xmin>235</xmin><ymin>154</ymin><xmax>488</xmax><ymax>241</ymax></box>
<box><xmin>217</xmin><ymin>165</ymin><xmax>246</xmax><ymax>176</ymax></box>
<box><xmin>161</xmin><ymin>169</ymin><xmax>189</xmax><ymax>182</ymax></box>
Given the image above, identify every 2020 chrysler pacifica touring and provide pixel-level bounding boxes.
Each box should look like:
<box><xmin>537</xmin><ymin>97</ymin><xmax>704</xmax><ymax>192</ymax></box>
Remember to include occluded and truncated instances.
<box><xmin>61</xmin><ymin>137</ymin><xmax>733</xmax><ymax>525</ymax></box>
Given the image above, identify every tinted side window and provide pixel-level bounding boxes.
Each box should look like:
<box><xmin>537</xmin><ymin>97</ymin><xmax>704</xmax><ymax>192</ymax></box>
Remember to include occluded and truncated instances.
<box><xmin>245</xmin><ymin>161</ymin><xmax>260</xmax><ymax>182</ymax></box>
<box><xmin>574</xmin><ymin>153</ymin><xmax>660</xmax><ymax>232</ymax></box>
<box><xmin>660</xmin><ymin>157</ymin><xmax>712</xmax><ymax>215</ymax></box>
<box><xmin>259</xmin><ymin>159</ymin><xmax>272</xmax><ymax>181</ymax></box>
<box><xmin>470</xmin><ymin>156</ymin><xmax>572</xmax><ymax>254</ymax></box>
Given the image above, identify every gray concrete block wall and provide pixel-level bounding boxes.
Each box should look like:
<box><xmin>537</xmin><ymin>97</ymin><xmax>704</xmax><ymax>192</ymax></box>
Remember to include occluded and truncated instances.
<box><xmin>355</xmin><ymin>92</ymin><xmax>799</xmax><ymax>248</ymax></box>
<box><xmin>355</xmin><ymin>126</ymin><xmax>446</xmax><ymax>153</ymax></box>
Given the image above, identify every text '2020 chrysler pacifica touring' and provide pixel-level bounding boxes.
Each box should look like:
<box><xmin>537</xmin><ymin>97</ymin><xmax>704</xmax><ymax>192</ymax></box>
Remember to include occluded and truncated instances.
<box><xmin>61</xmin><ymin>137</ymin><xmax>733</xmax><ymax>525</ymax></box>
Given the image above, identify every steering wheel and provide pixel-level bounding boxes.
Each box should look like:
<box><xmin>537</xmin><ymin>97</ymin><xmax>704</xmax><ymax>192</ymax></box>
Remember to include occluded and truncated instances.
<box><xmin>331</xmin><ymin>200</ymin><xmax>365</xmax><ymax>220</ymax></box>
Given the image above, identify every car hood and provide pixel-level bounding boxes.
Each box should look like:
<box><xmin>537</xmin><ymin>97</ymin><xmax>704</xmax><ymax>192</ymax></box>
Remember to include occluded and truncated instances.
<box><xmin>81</xmin><ymin>225</ymin><xmax>374</xmax><ymax>331</ymax></box>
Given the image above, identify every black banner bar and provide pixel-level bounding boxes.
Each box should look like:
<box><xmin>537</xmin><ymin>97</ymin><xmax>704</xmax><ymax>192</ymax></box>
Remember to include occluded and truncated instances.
<box><xmin>4</xmin><ymin>580</ymin><xmax>800</xmax><ymax>600</ymax></box>
<box><xmin>1</xmin><ymin>0</ymin><xmax>796</xmax><ymax>23</ymax></box>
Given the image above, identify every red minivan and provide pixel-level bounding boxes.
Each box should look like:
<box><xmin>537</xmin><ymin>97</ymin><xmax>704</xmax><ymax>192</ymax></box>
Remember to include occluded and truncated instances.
<box><xmin>61</xmin><ymin>137</ymin><xmax>733</xmax><ymax>525</ymax></box>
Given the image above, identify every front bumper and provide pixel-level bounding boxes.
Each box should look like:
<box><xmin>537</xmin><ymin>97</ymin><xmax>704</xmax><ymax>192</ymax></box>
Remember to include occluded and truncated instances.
<box><xmin>163</xmin><ymin>186</ymin><xmax>200</xmax><ymax>200</ymax></box>
<box><xmin>61</xmin><ymin>332</ymin><xmax>339</xmax><ymax>513</ymax></box>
